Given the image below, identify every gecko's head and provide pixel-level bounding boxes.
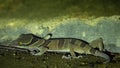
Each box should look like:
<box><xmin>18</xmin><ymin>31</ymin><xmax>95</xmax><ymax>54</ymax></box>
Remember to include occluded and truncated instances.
<box><xmin>9</xmin><ymin>34</ymin><xmax>38</xmax><ymax>46</ymax></box>
<box><xmin>9</xmin><ymin>33</ymin><xmax>52</xmax><ymax>46</ymax></box>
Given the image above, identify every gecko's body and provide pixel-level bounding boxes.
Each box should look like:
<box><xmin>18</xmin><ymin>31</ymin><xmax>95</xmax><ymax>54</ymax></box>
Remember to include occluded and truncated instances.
<box><xmin>9</xmin><ymin>34</ymin><xmax>110</xmax><ymax>63</ymax></box>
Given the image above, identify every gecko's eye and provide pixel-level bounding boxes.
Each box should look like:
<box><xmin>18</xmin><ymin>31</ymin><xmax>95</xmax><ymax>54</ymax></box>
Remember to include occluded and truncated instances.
<box><xmin>18</xmin><ymin>42</ymin><xmax>22</xmax><ymax>45</ymax></box>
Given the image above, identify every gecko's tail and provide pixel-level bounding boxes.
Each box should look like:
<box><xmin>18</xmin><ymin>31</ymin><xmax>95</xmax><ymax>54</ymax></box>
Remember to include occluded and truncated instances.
<box><xmin>94</xmin><ymin>50</ymin><xmax>110</xmax><ymax>63</ymax></box>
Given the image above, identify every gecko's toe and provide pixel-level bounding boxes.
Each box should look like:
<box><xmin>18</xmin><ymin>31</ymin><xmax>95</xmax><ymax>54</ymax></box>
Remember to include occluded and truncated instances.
<box><xmin>73</xmin><ymin>55</ymin><xmax>83</xmax><ymax>59</ymax></box>
<box><xmin>62</xmin><ymin>55</ymin><xmax>72</xmax><ymax>60</ymax></box>
<box><xmin>30</xmin><ymin>49</ymin><xmax>40</xmax><ymax>55</ymax></box>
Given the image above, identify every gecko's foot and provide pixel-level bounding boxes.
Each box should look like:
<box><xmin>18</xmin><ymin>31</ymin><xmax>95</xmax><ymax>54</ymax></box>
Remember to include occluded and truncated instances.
<box><xmin>62</xmin><ymin>54</ymin><xmax>72</xmax><ymax>60</ymax></box>
<box><xmin>73</xmin><ymin>55</ymin><xmax>83</xmax><ymax>59</ymax></box>
<box><xmin>62</xmin><ymin>55</ymin><xmax>83</xmax><ymax>59</ymax></box>
<box><xmin>29</xmin><ymin>49</ymin><xmax>40</xmax><ymax>55</ymax></box>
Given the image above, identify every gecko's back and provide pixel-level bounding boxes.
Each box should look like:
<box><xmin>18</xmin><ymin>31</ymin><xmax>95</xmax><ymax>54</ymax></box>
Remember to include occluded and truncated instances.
<box><xmin>45</xmin><ymin>38</ymin><xmax>89</xmax><ymax>53</ymax></box>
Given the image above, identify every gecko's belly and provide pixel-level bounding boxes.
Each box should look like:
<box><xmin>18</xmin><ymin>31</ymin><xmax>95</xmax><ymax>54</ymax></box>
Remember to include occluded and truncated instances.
<box><xmin>47</xmin><ymin>50</ymin><xmax>70</xmax><ymax>53</ymax></box>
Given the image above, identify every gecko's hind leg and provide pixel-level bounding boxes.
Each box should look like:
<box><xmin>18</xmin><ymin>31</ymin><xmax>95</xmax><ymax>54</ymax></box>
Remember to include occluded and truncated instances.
<box><xmin>71</xmin><ymin>52</ymin><xmax>83</xmax><ymax>59</ymax></box>
<box><xmin>62</xmin><ymin>52</ymin><xmax>83</xmax><ymax>59</ymax></box>
<box><xmin>62</xmin><ymin>54</ymin><xmax>72</xmax><ymax>60</ymax></box>
<box><xmin>73</xmin><ymin>52</ymin><xmax>83</xmax><ymax>58</ymax></box>
<box><xmin>69</xmin><ymin>44</ymin><xmax>82</xmax><ymax>59</ymax></box>
<box><xmin>90</xmin><ymin>38</ymin><xmax>105</xmax><ymax>51</ymax></box>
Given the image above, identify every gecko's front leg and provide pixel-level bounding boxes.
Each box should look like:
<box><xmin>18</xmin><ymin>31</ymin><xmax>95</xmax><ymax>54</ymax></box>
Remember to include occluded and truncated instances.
<box><xmin>30</xmin><ymin>49</ymin><xmax>40</xmax><ymax>55</ymax></box>
<box><xmin>30</xmin><ymin>46</ymin><xmax>48</xmax><ymax>55</ymax></box>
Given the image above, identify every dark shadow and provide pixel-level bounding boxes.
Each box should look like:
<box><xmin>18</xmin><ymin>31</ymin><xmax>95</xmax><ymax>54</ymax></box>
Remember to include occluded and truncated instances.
<box><xmin>104</xmin><ymin>43</ymin><xmax>120</xmax><ymax>62</ymax></box>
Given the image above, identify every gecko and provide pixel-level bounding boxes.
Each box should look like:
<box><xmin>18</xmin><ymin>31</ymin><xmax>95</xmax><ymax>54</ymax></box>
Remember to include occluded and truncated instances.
<box><xmin>9</xmin><ymin>33</ymin><xmax>110</xmax><ymax>63</ymax></box>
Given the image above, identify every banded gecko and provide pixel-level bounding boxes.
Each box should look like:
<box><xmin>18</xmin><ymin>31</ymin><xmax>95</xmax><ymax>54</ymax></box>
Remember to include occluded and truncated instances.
<box><xmin>9</xmin><ymin>33</ymin><xmax>110</xmax><ymax>63</ymax></box>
